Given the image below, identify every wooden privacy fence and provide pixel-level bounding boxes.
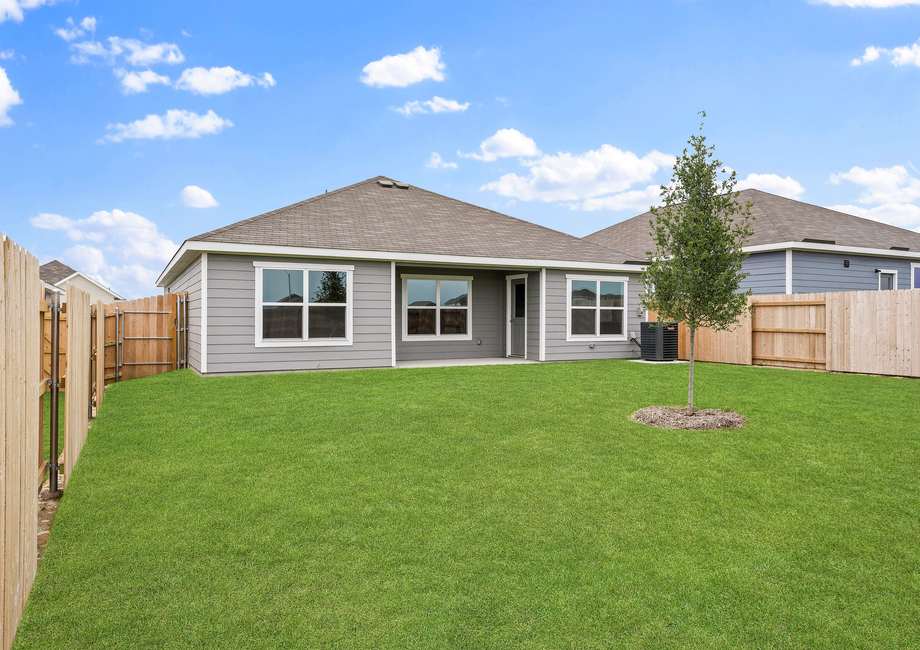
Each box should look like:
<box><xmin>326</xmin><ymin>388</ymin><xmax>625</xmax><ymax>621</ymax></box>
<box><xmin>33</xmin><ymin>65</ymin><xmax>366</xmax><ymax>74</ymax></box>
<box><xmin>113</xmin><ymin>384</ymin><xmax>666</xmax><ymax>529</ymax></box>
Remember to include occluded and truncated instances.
<box><xmin>1</xmin><ymin>235</ymin><xmax>41</xmax><ymax>649</ymax></box>
<box><xmin>42</xmin><ymin>293</ymin><xmax>189</xmax><ymax>417</ymax></box>
<box><xmin>673</xmin><ymin>289</ymin><xmax>920</xmax><ymax>378</ymax></box>
<box><xmin>3</xmin><ymin>227</ymin><xmax>189</xmax><ymax>648</ymax></box>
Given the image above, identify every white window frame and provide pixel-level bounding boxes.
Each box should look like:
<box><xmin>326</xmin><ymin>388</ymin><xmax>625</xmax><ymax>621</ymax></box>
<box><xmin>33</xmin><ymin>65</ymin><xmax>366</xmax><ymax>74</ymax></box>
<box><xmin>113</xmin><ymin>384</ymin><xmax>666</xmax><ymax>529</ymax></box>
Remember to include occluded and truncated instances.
<box><xmin>911</xmin><ymin>263</ymin><xmax>919</xmax><ymax>290</ymax></box>
<box><xmin>253</xmin><ymin>261</ymin><xmax>354</xmax><ymax>348</ymax></box>
<box><xmin>877</xmin><ymin>269</ymin><xmax>898</xmax><ymax>291</ymax></box>
<box><xmin>565</xmin><ymin>274</ymin><xmax>628</xmax><ymax>342</ymax></box>
<box><xmin>401</xmin><ymin>274</ymin><xmax>473</xmax><ymax>341</ymax></box>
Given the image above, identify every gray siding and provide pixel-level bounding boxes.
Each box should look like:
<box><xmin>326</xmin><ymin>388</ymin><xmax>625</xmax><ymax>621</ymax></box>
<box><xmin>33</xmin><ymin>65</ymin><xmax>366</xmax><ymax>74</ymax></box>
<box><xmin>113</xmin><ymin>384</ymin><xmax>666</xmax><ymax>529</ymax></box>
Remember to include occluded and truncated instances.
<box><xmin>527</xmin><ymin>271</ymin><xmax>540</xmax><ymax>360</ymax></box>
<box><xmin>740</xmin><ymin>251</ymin><xmax>786</xmax><ymax>295</ymax></box>
<box><xmin>544</xmin><ymin>270</ymin><xmax>643</xmax><ymax>362</ymax></box>
<box><xmin>395</xmin><ymin>266</ymin><xmax>505</xmax><ymax>361</ymax></box>
<box><xmin>792</xmin><ymin>250</ymin><xmax>913</xmax><ymax>293</ymax></box>
<box><xmin>205</xmin><ymin>254</ymin><xmax>392</xmax><ymax>373</ymax></box>
<box><xmin>166</xmin><ymin>255</ymin><xmax>202</xmax><ymax>373</ymax></box>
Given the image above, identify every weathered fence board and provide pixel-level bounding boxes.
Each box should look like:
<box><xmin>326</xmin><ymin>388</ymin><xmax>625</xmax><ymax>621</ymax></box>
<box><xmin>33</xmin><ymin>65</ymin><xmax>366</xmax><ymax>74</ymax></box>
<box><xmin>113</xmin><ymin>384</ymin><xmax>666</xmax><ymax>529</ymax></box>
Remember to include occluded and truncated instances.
<box><xmin>1</xmin><ymin>234</ymin><xmax>41</xmax><ymax>649</ymax></box>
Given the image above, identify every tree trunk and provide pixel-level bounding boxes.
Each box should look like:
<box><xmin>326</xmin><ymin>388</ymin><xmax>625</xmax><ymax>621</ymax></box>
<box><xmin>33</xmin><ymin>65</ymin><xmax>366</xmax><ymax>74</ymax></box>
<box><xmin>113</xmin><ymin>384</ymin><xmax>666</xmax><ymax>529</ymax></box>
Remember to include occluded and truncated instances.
<box><xmin>687</xmin><ymin>326</ymin><xmax>696</xmax><ymax>416</ymax></box>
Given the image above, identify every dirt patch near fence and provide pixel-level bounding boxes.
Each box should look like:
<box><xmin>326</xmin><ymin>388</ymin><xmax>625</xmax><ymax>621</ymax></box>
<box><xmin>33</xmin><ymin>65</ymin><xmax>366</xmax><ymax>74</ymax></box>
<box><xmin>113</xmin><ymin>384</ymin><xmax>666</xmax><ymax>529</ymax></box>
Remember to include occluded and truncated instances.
<box><xmin>632</xmin><ymin>406</ymin><xmax>746</xmax><ymax>430</ymax></box>
<box><xmin>37</xmin><ymin>478</ymin><xmax>62</xmax><ymax>561</ymax></box>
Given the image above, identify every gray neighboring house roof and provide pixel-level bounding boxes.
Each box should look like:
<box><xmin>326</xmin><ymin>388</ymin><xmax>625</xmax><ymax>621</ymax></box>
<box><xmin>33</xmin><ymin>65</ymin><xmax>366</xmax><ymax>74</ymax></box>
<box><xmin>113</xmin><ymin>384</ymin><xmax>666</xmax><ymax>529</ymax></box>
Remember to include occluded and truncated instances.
<box><xmin>583</xmin><ymin>188</ymin><xmax>920</xmax><ymax>259</ymax></box>
<box><xmin>188</xmin><ymin>176</ymin><xmax>640</xmax><ymax>265</ymax></box>
<box><xmin>39</xmin><ymin>260</ymin><xmax>78</xmax><ymax>286</ymax></box>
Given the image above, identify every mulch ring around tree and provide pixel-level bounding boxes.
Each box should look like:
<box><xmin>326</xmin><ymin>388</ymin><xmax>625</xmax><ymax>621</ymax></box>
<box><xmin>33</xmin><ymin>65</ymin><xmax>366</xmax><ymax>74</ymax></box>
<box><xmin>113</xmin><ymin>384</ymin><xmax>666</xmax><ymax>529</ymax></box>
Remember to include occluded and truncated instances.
<box><xmin>632</xmin><ymin>406</ymin><xmax>746</xmax><ymax>430</ymax></box>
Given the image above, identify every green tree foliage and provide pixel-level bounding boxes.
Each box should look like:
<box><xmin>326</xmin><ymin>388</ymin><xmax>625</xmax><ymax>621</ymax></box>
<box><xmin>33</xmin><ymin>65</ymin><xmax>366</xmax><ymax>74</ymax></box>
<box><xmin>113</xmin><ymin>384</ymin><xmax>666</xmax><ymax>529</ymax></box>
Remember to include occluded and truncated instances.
<box><xmin>641</xmin><ymin>112</ymin><xmax>755</xmax><ymax>415</ymax></box>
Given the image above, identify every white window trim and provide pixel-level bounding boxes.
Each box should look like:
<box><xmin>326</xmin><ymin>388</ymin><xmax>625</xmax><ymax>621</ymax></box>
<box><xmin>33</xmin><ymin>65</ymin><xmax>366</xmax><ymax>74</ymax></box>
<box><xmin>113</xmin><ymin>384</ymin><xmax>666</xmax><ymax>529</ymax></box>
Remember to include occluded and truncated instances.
<box><xmin>253</xmin><ymin>262</ymin><xmax>354</xmax><ymax>347</ymax></box>
<box><xmin>877</xmin><ymin>269</ymin><xmax>898</xmax><ymax>291</ymax></box>
<box><xmin>911</xmin><ymin>263</ymin><xmax>919</xmax><ymax>290</ymax></box>
<box><xmin>565</xmin><ymin>274</ymin><xmax>629</xmax><ymax>342</ymax></box>
<box><xmin>401</xmin><ymin>274</ymin><xmax>473</xmax><ymax>341</ymax></box>
<box><xmin>505</xmin><ymin>274</ymin><xmax>528</xmax><ymax>359</ymax></box>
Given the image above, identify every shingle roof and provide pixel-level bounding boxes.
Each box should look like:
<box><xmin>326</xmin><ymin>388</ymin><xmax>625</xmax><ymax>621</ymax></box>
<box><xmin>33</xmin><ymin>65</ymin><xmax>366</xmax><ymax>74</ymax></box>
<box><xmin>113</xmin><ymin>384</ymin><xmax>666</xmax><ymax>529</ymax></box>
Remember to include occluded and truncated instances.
<box><xmin>39</xmin><ymin>260</ymin><xmax>77</xmax><ymax>286</ymax></box>
<box><xmin>583</xmin><ymin>188</ymin><xmax>920</xmax><ymax>258</ymax></box>
<box><xmin>189</xmin><ymin>176</ymin><xmax>641</xmax><ymax>265</ymax></box>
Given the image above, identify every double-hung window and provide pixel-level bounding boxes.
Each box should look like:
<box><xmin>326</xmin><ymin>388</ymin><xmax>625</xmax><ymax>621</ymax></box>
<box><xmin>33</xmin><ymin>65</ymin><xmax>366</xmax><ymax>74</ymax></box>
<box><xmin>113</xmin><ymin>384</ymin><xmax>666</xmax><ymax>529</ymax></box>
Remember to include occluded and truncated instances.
<box><xmin>402</xmin><ymin>275</ymin><xmax>472</xmax><ymax>340</ymax></box>
<box><xmin>566</xmin><ymin>275</ymin><xmax>628</xmax><ymax>341</ymax></box>
<box><xmin>254</xmin><ymin>262</ymin><xmax>353</xmax><ymax>347</ymax></box>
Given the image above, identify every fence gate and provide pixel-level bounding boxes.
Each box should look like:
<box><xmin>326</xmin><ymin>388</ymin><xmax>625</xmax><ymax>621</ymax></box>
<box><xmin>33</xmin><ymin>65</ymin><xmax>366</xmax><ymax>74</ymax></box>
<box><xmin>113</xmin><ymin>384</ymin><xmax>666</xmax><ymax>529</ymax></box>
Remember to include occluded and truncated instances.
<box><xmin>101</xmin><ymin>293</ymin><xmax>189</xmax><ymax>387</ymax></box>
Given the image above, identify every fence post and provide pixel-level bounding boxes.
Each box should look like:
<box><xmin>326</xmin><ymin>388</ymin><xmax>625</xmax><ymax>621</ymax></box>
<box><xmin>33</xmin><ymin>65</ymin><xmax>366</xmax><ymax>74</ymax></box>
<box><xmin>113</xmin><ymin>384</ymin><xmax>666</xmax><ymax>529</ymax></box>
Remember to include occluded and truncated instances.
<box><xmin>48</xmin><ymin>291</ymin><xmax>62</xmax><ymax>496</ymax></box>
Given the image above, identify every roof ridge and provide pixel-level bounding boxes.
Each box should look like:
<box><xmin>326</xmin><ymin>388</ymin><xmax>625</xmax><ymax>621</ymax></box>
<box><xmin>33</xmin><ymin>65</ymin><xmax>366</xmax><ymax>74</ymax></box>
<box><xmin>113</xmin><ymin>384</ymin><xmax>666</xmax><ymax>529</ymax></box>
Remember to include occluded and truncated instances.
<box><xmin>189</xmin><ymin>176</ymin><xmax>391</xmax><ymax>242</ymax></box>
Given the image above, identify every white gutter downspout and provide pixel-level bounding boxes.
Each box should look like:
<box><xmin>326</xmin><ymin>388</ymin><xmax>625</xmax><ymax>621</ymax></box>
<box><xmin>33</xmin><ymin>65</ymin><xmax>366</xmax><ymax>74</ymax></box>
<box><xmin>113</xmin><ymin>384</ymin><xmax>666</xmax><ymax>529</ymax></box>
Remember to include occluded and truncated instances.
<box><xmin>785</xmin><ymin>249</ymin><xmax>793</xmax><ymax>295</ymax></box>
<box><xmin>200</xmin><ymin>252</ymin><xmax>208</xmax><ymax>374</ymax></box>
<box><xmin>390</xmin><ymin>261</ymin><xmax>396</xmax><ymax>367</ymax></box>
<box><xmin>539</xmin><ymin>268</ymin><xmax>546</xmax><ymax>361</ymax></box>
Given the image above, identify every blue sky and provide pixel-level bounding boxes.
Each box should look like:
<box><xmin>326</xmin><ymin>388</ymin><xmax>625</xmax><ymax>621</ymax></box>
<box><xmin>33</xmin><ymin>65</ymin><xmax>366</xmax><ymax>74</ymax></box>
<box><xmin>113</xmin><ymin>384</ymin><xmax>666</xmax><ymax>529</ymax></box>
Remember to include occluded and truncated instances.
<box><xmin>1</xmin><ymin>0</ymin><xmax>919</xmax><ymax>298</ymax></box>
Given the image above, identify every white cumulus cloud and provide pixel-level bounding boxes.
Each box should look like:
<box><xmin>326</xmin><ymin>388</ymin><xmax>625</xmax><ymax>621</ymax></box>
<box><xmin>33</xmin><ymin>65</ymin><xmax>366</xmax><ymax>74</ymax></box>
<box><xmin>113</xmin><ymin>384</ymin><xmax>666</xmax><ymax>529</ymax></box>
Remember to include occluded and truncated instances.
<box><xmin>0</xmin><ymin>0</ymin><xmax>53</xmax><ymax>24</ymax></box>
<box><xmin>180</xmin><ymin>185</ymin><xmax>218</xmax><ymax>208</ymax></box>
<box><xmin>114</xmin><ymin>68</ymin><xmax>171</xmax><ymax>94</ymax></box>
<box><xmin>175</xmin><ymin>66</ymin><xmax>275</xmax><ymax>95</ymax></box>
<box><xmin>0</xmin><ymin>50</ymin><xmax>13</xmax><ymax>59</ymax></box>
<box><xmin>71</xmin><ymin>36</ymin><xmax>184</xmax><ymax>66</ymax></box>
<box><xmin>460</xmin><ymin>128</ymin><xmax>541</xmax><ymax>162</ymax></box>
<box><xmin>735</xmin><ymin>173</ymin><xmax>806</xmax><ymax>199</ymax></box>
<box><xmin>394</xmin><ymin>95</ymin><xmax>469</xmax><ymax>116</ymax></box>
<box><xmin>103</xmin><ymin>109</ymin><xmax>232</xmax><ymax>142</ymax></box>
<box><xmin>852</xmin><ymin>39</ymin><xmax>920</xmax><ymax>67</ymax></box>
<box><xmin>829</xmin><ymin>164</ymin><xmax>920</xmax><ymax>203</ymax></box>
<box><xmin>361</xmin><ymin>46</ymin><xmax>446</xmax><ymax>87</ymax></box>
<box><xmin>827</xmin><ymin>203</ymin><xmax>920</xmax><ymax>230</ymax></box>
<box><xmin>29</xmin><ymin>209</ymin><xmax>179</xmax><ymax>298</ymax></box>
<box><xmin>0</xmin><ymin>64</ymin><xmax>23</xmax><ymax>126</ymax></box>
<box><xmin>580</xmin><ymin>185</ymin><xmax>664</xmax><ymax>212</ymax></box>
<box><xmin>482</xmin><ymin>144</ymin><xmax>674</xmax><ymax>203</ymax></box>
<box><xmin>426</xmin><ymin>152</ymin><xmax>457</xmax><ymax>170</ymax></box>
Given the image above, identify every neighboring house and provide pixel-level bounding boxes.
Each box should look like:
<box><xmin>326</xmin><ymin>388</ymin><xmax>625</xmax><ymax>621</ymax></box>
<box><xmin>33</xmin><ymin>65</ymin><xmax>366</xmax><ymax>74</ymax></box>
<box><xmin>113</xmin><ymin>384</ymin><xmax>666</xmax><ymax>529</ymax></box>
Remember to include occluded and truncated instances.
<box><xmin>584</xmin><ymin>189</ymin><xmax>920</xmax><ymax>295</ymax></box>
<box><xmin>39</xmin><ymin>260</ymin><xmax>125</xmax><ymax>304</ymax></box>
<box><xmin>156</xmin><ymin>176</ymin><xmax>648</xmax><ymax>375</ymax></box>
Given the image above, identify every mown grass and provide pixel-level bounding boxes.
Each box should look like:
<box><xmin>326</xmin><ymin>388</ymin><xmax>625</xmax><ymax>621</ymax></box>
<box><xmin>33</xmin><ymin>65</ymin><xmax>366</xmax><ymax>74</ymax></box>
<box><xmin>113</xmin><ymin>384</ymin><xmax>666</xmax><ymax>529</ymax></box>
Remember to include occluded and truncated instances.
<box><xmin>14</xmin><ymin>361</ymin><xmax>920</xmax><ymax>649</ymax></box>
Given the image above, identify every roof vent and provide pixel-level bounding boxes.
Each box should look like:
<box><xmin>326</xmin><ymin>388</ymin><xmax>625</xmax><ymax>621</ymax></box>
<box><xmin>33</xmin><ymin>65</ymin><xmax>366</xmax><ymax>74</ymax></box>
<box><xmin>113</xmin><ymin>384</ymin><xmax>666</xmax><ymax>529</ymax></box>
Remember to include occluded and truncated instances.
<box><xmin>802</xmin><ymin>238</ymin><xmax>835</xmax><ymax>245</ymax></box>
<box><xmin>890</xmin><ymin>246</ymin><xmax>910</xmax><ymax>251</ymax></box>
<box><xmin>377</xmin><ymin>180</ymin><xmax>394</xmax><ymax>188</ymax></box>
<box><xmin>393</xmin><ymin>181</ymin><xmax>409</xmax><ymax>189</ymax></box>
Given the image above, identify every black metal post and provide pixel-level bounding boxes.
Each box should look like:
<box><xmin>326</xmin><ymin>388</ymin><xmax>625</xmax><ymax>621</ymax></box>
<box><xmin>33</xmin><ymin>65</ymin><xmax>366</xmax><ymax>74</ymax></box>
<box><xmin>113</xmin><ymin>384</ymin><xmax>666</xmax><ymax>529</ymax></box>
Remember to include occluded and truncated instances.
<box><xmin>48</xmin><ymin>291</ymin><xmax>62</xmax><ymax>495</ymax></box>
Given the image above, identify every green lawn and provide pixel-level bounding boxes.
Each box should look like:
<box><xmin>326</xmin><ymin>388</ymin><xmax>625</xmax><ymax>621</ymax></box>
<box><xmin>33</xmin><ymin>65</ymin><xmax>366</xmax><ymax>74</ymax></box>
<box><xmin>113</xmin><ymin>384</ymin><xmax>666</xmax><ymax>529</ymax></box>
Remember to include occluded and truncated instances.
<box><xmin>14</xmin><ymin>361</ymin><xmax>920</xmax><ymax>649</ymax></box>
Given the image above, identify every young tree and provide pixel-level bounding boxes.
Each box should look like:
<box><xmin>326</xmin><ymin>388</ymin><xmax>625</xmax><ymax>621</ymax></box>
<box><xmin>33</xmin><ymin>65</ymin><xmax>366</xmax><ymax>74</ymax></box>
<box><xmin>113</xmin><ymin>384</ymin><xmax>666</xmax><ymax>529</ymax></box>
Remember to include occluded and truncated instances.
<box><xmin>641</xmin><ymin>112</ymin><xmax>755</xmax><ymax>415</ymax></box>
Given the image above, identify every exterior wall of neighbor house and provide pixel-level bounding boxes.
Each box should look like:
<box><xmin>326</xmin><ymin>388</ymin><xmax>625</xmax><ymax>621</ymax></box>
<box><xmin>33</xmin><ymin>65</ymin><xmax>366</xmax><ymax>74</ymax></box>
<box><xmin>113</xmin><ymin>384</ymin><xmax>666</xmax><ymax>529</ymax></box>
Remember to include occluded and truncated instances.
<box><xmin>395</xmin><ymin>266</ymin><xmax>507</xmax><ymax>361</ymax></box>
<box><xmin>57</xmin><ymin>274</ymin><xmax>121</xmax><ymax>304</ymax></box>
<box><xmin>791</xmin><ymin>250</ymin><xmax>914</xmax><ymax>292</ymax></box>
<box><xmin>739</xmin><ymin>251</ymin><xmax>787</xmax><ymax>295</ymax></box>
<box><xmin>204</xmin><ymin>254</ymin><xmax>392</xmax><ymax>374</ymax></box>
<box><xmin>527</xmin><ymin>270</ymin><xmax>540</xmax><ymax>360</ymax></box>
<box><xmin>165</xmin><ymin>254</ymin><xmax>203</xmax><ymax>373</ymax></box>
<box><xmin>543</xmin><ymin>269</ymin><xmax>643</xmax><ymax>362</ymax></box>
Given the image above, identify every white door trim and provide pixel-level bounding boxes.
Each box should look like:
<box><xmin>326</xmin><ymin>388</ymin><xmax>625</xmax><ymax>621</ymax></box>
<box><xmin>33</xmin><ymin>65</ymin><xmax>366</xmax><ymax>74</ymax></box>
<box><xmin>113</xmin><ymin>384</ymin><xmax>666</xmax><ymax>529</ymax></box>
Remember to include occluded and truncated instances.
<box><xmin>506</xmin><ymin>274</ymin><xmax>528</xmax><ymax>359</ymax></box>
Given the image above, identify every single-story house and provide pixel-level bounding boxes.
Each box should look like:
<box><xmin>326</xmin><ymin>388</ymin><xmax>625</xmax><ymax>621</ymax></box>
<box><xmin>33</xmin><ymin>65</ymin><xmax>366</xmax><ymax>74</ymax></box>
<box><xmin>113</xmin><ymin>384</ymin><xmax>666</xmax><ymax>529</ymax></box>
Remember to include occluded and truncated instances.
<box><xmin>39</xmin><ymin>259</ymin><xmax>125</xmax><ymax>304</ymax></box>
<box><xmin>156</xmin><ymin>176</ymin><xmax>649</xmax><ymax>375</ymax></box>
<box><xmin>584</xmin><ymin>188</ymin><xmax>920</xmax><ymax>294</ymax></box>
